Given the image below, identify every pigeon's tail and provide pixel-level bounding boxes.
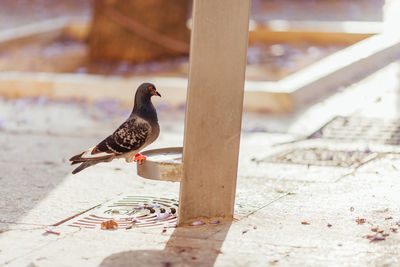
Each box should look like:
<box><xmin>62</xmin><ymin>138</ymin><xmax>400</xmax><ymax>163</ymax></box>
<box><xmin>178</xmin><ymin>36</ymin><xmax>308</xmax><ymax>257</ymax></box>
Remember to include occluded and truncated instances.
<box><xmin>69</xmin><ymin>147</ymin><xmax>114</xmax><ymax>174</ymax></box>
<box><xmin>70</xmin><ymin>157</ymin><xmax>114</xmax><ymax>174</ymax></box>
<box><xmin>72</xmin><ymin>161</ymin><xmax>98</xmax><ymax>174</ymax></box>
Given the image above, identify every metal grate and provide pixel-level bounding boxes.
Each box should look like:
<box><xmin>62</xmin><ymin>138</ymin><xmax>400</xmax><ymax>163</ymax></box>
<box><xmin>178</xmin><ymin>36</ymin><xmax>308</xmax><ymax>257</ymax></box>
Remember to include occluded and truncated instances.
<box><xmin>309</xmin><ymin>116</ymin><xmax>400</xmax><ymax>145</ymax></box>
<box><xmin>262</xmin><ymin>147</ymin><xmax>376</xmax><ymax>168</ymax></box>
<box><xmin>66</xmin><ymin>195</ymin><xmax>178</xmax><ymax>230</ymax></box>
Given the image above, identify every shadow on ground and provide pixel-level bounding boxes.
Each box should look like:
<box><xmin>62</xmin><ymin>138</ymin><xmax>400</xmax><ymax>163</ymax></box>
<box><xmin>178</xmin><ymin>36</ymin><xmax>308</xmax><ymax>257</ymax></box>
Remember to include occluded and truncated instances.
<box><xmin>99</xmin><ymin>222</ymin><xmax>232</xmax><ymax>267</ymax></box>
<box><xmin>0</xmin><ymin>132</ymin><xmax>96</xmax><ymax>228</ymax></box>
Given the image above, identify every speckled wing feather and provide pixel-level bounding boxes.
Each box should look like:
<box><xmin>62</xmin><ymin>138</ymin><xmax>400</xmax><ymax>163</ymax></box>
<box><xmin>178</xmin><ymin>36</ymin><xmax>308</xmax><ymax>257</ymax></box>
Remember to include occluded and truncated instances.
<box><xmin>92</xmin><ymin>116</ymin><xmax>151</xmax><ymax>156</ymax></box>
<box><xmin>69</xmin><ymin>116</ymin><xmax>151</xmax><ymax>166</ymax></box>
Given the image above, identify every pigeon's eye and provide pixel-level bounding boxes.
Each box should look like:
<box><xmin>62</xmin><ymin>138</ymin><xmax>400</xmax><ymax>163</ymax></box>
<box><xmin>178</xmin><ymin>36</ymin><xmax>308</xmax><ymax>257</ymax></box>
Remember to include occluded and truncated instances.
<box><xmin>147</xmin><ymin>86</ymin><xmax>153</xmax><ymax>91</ymax></box>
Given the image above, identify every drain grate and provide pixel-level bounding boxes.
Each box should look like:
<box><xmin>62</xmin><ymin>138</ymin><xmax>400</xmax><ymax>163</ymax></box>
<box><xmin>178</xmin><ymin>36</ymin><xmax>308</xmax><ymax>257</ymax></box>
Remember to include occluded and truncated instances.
<box><xmin>309</xmin><ymin>116</ymin><xmax>400</xmax><ymax>145</ymax></box>
<box><xmin>262</xmin><ymin>147</ymin><xmax>376</xmax><ymax>168</ymax></box>
<box><xmin>65</xmin><ymin>195</ymin><xmax>178</xmax><ymax>230</ymax></box>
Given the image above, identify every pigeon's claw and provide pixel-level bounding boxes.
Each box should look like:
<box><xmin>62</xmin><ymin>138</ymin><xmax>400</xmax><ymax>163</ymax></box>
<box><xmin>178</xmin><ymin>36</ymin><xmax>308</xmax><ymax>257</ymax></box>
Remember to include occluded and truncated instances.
<box><xmin>134</xmin><ymin>153</ymin><xmax>146</xmax><ymax>165</ymax></box>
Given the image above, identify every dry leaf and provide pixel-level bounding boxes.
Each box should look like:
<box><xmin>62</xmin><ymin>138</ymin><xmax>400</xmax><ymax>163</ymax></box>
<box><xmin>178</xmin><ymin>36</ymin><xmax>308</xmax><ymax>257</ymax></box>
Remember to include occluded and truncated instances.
<box><xmin>356</xmin><ymin>218</ymin><xmax>366</xmax><ymax>224</ymax></box>
<box><xmin>101</xmin><ymin>219</ymin><xmax>119</xmax><ymax>230</ymax></box>
<box><xmin>365</xmin><ymin>233</ymin><xmax>385</xmax><ymax>242</ymax></box>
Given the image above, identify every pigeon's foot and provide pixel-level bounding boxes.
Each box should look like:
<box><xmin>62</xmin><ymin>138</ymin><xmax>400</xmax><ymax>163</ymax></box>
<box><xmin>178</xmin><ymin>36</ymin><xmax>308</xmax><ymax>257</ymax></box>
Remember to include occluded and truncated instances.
<box><xmin>134</xmin><ymin>153</ymin><xmax>146</xmax><ymax>165</ymax></box>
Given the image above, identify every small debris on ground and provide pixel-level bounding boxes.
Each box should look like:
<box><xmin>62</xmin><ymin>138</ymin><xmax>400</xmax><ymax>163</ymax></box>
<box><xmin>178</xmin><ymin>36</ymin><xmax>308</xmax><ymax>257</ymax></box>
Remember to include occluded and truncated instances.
<box><xmin>101</xmin><ymin>219</ymin><xmax>119</xmax><ymax>230</ymax></box>
<box><xmin>327</xmin><ymin>223</ymin><xmax>332</xmax><ymax>228</ymax></box>
<box><xmin>210</xmin><ymin>220</ymin><xmax>220</xmax><ymax>225</ymax></box>
<box><xmin>374</xmin><ymin>208</ymin><xmax>389</xmax><ymax>213</ymax></box>
<box><xmin>301</xmin><ymin>221</ymin><xmax>310</xmax><ymax>225</ymax></box>
<box><xmin>350</xmin><ymin>207</ymin><xmax>355</xmax><ymax>212</ymax></box>
<box><xmin>242</xmin><ymin>229</ymin><xmax>249</xmax><ymax>234</ymax></box>
<box><xmin>44</xmin><ymin>227</ymin><xmax>60</xmax><ymax>236</ymax></box>
<box><xmin>133</xmin><ymin>203</ymin><xmax>160</xmax><ymax>213</ymax></box>
<box><xmin>190</xmin><ymin>221</ymin><xmax>203</xmax><ymax>226</ymax></box>
<box><xmin>156</xmin><ymin>213</ymin><xmax>171</xmax><ymax>221</ymax></box>
<box><xmin>146</xmin><ymin>207</ymin><xmax>156</xmax><ymax>213</ymax></box>
<box><xmin>390</xmin><ymin>228</ymin><xmax>398</xmax><ymax>233</ymax></box>
<box><xmin>364</xmin><ymin>233</ymin><xmax>386</xmax><ymax>242</ymax></box>
<box><xmin>145</xmin><ymin>203</ymin><xmax>161</xmax><ymax>208</ymax></box>
<box><xmin>355</xmin><ymin>218</ymin><xmax>366</xmax><ymax>224</ymax></box>
<box><xmin>385</xmin><ymin>216</ymin><xmax>393</xmax><ymax>220</ymax></box>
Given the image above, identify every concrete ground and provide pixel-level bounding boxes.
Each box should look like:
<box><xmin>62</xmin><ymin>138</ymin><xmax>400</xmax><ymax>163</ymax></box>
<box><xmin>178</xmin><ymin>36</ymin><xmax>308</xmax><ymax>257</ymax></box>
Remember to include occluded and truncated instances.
<box><xmin>1</xmin><ymin>60</ymin><xmax>400</xmax><ymax>266</ymax></box>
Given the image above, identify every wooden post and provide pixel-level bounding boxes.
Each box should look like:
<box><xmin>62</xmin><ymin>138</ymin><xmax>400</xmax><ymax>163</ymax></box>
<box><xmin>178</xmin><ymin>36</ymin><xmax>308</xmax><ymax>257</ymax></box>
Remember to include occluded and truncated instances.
<box><xmin>178</xmin><ymin>0</ymin><xmax>250</xmax><ymax>224</ymax></box>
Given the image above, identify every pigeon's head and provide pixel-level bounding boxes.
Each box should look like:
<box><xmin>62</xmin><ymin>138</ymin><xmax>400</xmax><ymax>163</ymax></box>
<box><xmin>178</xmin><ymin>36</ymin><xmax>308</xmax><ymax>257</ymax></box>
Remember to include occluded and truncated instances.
<box><xmin>136</xmin><ymin>83</ymin><xmax>161</xmax><ymax>99</ymax></box>
<box><xmin>133</xmin><ymin>83</ymin><xmax>161</xmax><ymax>114</ymax></box>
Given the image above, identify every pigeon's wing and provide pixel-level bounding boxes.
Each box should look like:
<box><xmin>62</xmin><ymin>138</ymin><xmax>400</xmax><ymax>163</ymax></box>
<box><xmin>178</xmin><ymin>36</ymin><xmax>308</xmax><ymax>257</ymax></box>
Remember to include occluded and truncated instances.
<box><xmin>92</xmin><ymin>117</ymin><xmax>151</xmax><ymax>156</ymax></box>
<box><xmin>70</xmin><ymin>117</ymin><xmax>151</xmax><ymax>164</ymax></box>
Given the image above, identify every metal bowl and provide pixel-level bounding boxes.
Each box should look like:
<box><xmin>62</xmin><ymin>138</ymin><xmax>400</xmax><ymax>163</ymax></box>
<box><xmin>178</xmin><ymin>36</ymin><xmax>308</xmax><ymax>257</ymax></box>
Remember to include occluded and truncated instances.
<box><xmin>137</xmin><ymin>147</ymin><xmax>183</xmax><ymax>182</ymax></box>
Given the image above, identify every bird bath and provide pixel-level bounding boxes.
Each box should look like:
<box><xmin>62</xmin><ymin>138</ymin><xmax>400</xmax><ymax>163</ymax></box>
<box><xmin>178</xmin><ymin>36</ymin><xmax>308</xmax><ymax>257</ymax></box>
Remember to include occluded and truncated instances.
<box><xmin>137</xmin><ymin>147</ymin><xmax>183</xmax><ymax>182</ymax></box>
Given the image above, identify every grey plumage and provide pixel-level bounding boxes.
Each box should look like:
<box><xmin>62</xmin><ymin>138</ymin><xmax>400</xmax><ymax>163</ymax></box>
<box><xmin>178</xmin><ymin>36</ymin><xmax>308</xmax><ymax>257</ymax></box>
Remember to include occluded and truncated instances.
<box><xmin>70</xmin><ymin>83</ymin><xmax>161</xmax><ymax>174</ymax></box>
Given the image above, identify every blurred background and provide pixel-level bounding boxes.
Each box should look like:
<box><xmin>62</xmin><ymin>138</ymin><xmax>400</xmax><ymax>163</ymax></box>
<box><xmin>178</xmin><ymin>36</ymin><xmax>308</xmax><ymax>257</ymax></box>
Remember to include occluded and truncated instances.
<box><xmin>0</xmin><ymin>0</ymin><xmax>399</xmax><ymax>141</ymax></box>
<box><xmin>0</xmin><ymin>0</ymin><xmax>387</xmax><ymax>79</ymax></box>
<box><xmin>0</xmin><ymin>0</ymin><xmax>398</xmax><ymax>134</ymax></box>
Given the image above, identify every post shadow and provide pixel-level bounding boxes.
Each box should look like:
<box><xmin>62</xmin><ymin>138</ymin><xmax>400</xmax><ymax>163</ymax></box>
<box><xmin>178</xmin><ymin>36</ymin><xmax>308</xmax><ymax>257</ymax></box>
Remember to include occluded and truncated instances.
<box><xmin>99</xmin><ymin>221</ymin><xmax>232</xmax><ymax>267</ymax></box>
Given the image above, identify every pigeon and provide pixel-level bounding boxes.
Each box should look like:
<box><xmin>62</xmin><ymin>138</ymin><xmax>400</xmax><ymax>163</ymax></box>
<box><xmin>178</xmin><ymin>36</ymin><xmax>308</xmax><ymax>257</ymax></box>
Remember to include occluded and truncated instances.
<box><xmin>69</xmin><ymin>82</ymin><xmax>161</xmax><ymax>174</ymax></box>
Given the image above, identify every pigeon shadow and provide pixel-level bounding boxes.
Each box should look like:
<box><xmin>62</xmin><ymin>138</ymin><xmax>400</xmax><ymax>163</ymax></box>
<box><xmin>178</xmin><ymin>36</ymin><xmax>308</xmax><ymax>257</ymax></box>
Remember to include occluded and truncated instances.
<box><xmin>98</xmin><ymin>221</ymin><xmax>232</xmax><ymax>267</ymax></box>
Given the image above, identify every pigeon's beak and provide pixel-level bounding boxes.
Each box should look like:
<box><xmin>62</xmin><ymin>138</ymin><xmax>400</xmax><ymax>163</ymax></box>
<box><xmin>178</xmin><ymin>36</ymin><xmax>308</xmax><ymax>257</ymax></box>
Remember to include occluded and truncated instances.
<box><xmin>152</xmin><ymin>90</ymin><xmax>161</xmax><ymax>97</ymax></box>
